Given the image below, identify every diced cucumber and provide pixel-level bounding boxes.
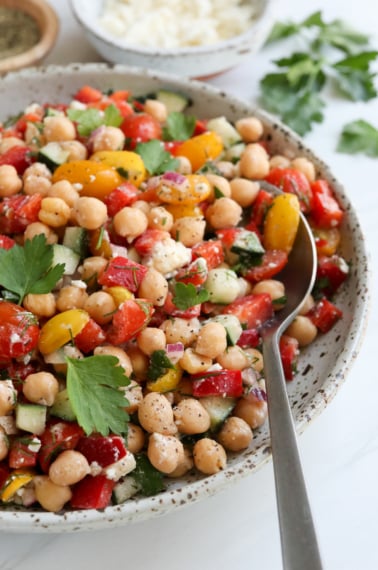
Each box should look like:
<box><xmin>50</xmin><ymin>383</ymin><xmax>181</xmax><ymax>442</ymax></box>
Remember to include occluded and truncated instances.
<box><xmin>155</xmin><ymin>89</ymin><xmax>190</xmax><ymax>113</ymax></box>
<box><xmin>112</xmin><ymin>477</ymin><xmax>140</xmax><ymax>504</ymax></box>
<box><xmin>63</xmin><ymin>226</ymin><xmax>89</xmax><ymax>258</ymax></box>
<box><xmin>230</xmin><ymin>229</ymin><xmax>265</xmax><ymax>266</ymax></box>
<box><xmin>210</xmin><ymin>314</ymin><xmax>243</xmax><ymax>346</ymax></box>
<box><xmin>15</xmin><ymin>403</ymin><xmax>47</xmax><ymax>435</ymax></box>
<box><xmin>204</xmin><ymin>268</ymin><xmax>240</xmax><ymax>304</ymax></box>
<box><xmin>50</xmin><ymin>389</ymin><xmax>76</xmax><ymax>421</ymax></box>
<box><xmin>38</xmin><ymin>142</ymin><xmax>70</xmax><ymax>171</ymax></box>
<box><xmin>206</xmin><ymin>116</ymin><xmax>242</xmax><ymax>148</ymax></box>
<box><xmin>52</xmin><ymin>244</ymin><xmax>80</xmax><ymax>275</ymax></box>
<box><xmin>200</xmin><ymin>396</ymin><xmax>236</xmax><ymax>431</ymax></box>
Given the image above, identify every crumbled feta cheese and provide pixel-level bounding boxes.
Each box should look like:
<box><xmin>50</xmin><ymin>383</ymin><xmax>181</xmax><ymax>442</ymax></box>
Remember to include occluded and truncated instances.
<box><xmin>103</xmin><ymin>453</ymin><xmax>136</xmax><ymax>481</ymax></box>
<box><xmin>145</xmin><ymin>238</ymin><xmax>191</xmax><ymax>276</ymax></box>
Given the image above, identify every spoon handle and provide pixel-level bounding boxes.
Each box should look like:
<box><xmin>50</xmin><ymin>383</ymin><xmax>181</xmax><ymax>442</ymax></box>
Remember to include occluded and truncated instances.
<box><xmin>262</xmin><ymin>334</ymin><xmax>323</xmax><ymax>570</ymax></box>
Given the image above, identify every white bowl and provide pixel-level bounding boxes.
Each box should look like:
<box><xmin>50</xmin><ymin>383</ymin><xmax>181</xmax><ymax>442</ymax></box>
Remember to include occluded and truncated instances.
<box><xmin>70</xmin><ymin>0</ymin><xmax>275</xmax><ymax>78</ymax></box>
<box><xmin>0</xmin><ymin>63</ymin><xmax>370</xmax><ymax>532</ymax></box>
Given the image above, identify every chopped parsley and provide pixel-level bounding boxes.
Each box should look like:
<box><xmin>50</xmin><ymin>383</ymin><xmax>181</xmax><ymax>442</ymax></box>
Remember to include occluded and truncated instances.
<box><xmin>135</xmin><ymin>139</ymin><xmax>179</xmax><ymax>174</ymax></box>
<box><xmin>172</xmin><ymin>281</ymin><xmax>210</xmax><ymax>310</ymax></box>
<box><xmin>67</xmin><ymin>103</ymin><xmax>123</xmax><ymax>136</ymax></box>
<box><xmin>147</xmin><ymin>350</ymin><xmax>175</xmax><ymax>382</ymax></box>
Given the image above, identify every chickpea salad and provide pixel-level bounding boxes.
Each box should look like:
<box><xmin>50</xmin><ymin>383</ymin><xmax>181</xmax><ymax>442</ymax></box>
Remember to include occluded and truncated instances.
<box><xmin>0</xmin><ymin>84</ymin><xmax>349</xmax><ymax>512</ymax></box>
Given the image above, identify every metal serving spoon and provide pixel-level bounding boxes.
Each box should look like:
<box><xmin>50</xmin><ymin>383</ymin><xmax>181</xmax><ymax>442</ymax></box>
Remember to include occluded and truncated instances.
<box><xmin>259</xmin><ymin>181</ymin><xmax>323</xmax><ymax>570</ymax></box>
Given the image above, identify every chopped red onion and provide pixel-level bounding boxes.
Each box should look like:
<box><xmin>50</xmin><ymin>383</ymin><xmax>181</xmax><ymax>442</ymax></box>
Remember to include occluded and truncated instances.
<box><xmin>165</xmin><ymin>342</ymin><xmax>184</xmax><ymax>363</ymax></box>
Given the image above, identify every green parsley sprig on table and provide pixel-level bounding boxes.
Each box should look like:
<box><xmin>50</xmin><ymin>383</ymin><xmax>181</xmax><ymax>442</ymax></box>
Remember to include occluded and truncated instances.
<box><xmin>337</xmin><ymin>119</ymin><xmax>378</xmax><ymax>157</ymax></box>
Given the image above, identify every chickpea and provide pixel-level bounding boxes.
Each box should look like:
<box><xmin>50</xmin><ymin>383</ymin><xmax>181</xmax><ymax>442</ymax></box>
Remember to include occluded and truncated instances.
<box><xmin>144</xmin><ymin>99</ymin><xmax>168</xmax><ymax>123</ymax></box>
<box><xmin>224</xmin><ymin>143</ymin><xmax>245</xmax><ymax>163</ymax></box>
<box><xmin>24</xmin><ymin>122</ymin><xmax>44</xmax><ymax>148</ymax></box>
<box><xmin>205</xmin><ymin>173</ymin><xmax>232</xmax><ymax>201</ymax></box>
<box><xmin>49</xmin><ymin>450</ymin><xmax>90</xmax><ymax>486</ymax></box>
<box><xmin>0</xmin><ymin>380</ymin><xmax>17</xmax><ymax>415</ymax></box>
<box><xmin>244</xmin><ymin>348</ymin><xmax>264</xmax><ymax>373</ymax></box>
<box><xmin>147</xmin><ymin>206</ymin><xmax>174</xmax><ymax>231</ymax></box>
<box><xmin>217</xmin><ymin>416</ymin><xmax>253</xmax><ymax>452</ymax></box>
<box><xmin>94</xmin><ymin>345</ymin><xmax>133</xmax><ymax>377</ymax></box>
<box><xmin>299</xmin><ymin>294</ymin><xmax>315</xmax><ymax>316</ymax></box>
<box><xmin>23</xmin><ymin>371</ymin><xmax>59</xmax><ymax>407</ymax></box>
<box><xmin>92</xmin><ymin>126</ymin><xmax>125</xmax><ymax>152</ymax></box>
<box><xmin>0</xmin><ymin>165</ymin><xmax>22</xmax><ymax>197</ymax></box>
<box><xmin>193</xmin><ymin>438</ymin><xmax>227</xmax><ymax>475</ymax></box>
<box><xmin>161</xmin><ymin>317</ymin><xmax>200</xmax><ymax>347</ymax></box>
<box><xmin>137</xmin><ymin>327</ymin><xmax>166</xmax><ymax>356</ymax></box>
<box><xmin>127</xmin><ymin>345</ymin><xmax>149</xmax><ymax>380</ymax></box>
<box><xmin>126</xmin><ymin>423</ymin><xmax>145</xmax><ymax>454</ymax></box>
<box><xmin>60</xmin><ymin>140</ymin><xmax>88</xmax><ymax>161</ymax></box>
<box><xmin>138</xmin><ymin>392</ymin><xmax>177</xmax><ymax>435</ymax></box>
<box><xmin>56</xmin><ymin>285</ymin><xmax>88</xmax><ymax>312</ymax></box>
<box><xmin>291</xmin><ymin>157</ymin><xmax>316</xmax><ymax>182</ymax></box>
<box><xmin>167</xmin><ymin>447</ymin><xmax>194</xmax><ymax>478</ymax></box>
<box><xmin>84</xmin><ymin>291</ymin><xmax>116</xmax><ymax>325</ymax></box>
<box><xmin>0</xmin><ymin>136</ymin><xmax>25</xmax><ymax>154</ymax></box>
<box><xmin>252</xmin><ymin>279</ymin><xmax>285</xmax><ymax>308</ymax></box>
<box><xmin>113</xmin><ymin>207</ymin><xmax>148</xmax><ymax>241</ymax></box>
<box><xmin>195</xmin><ymin>322</ymin><xmax>227</xmax><ymax>359</ymax></box>
<box><xmin>216</xmin><ymin>346</ymin><xmax>250</xmax><ymax>370</ymax></box>
<box><xmin>237</xmin><ymin>277</ymin><xmax>252</xmax><ymax>298</ymax></box>
<box><xmin>205</xmin><ymin>197</ymin><xmax>242</xmax><ymax>229</ymax></box>
<box><xmin>176</xmin><ymin>155</ymin><xmax>192</xmax><ymax>175</ymax></box>
<box><xmin>179</xmin><ymin>348</ymin><xmax>212</xmax><ymax>374</ymax></box>
<box><xmin>233</xmin><ymin>393</ymin><xmax>268</xmax><ymax>429</ymax></box>
<box><xmin>23</xmin><ymin>221</ymin><xmax>58</xmax><ymax>244</ymax></box>
<box><xmin>215</xmin><ymin>160</ymin><xmax>236</xmax><ymax>179</ymax></box>
<box><xmin>235</xmin><ymin>116</ymin><xmax>264</xmax><ymax>143</ymax></box>
<box><xmin>43</xmin><ymin>116</ymin><xmax>76</xmax><ymax>142</ymax></box>
<box><xmin>285</xmin><ymin>315</ymin><xmax>318</xmax><ymax>347</ymax></box>
<box><xmin>138</xmin><ymin>268</ymin><xmax>168</xmax><ymax>307</ymax></box>
<box><xmin>24</xmin><ymin>174</ymin><xmax>51</xmax><ymax>197</ymax></box>
<box><xmin>174</xmin><ymin>398</ymin><xmax>211</xmax><ymax>435</ymax></box>
<box><xmin>239</xmin><ymin>143</ymin><xmax>270</xmax><ymax>180</ymax></box>
<box><xmin>121</xmin><ymin>380</ymin><xmax>143</xmax><ymax>414</ymax></box>
<box><xmin>38</xmin><ymin>197</ymin><xmax>71</xmax><ymax>227</ymax></box>
<box><xmin>147</xmin><ymin>433</ymin><xmax>184</xmax><ymax>474</ymax></box>
<box><xmin>132</xmin><ymin>200</ymin><xmax>150</xmax><ymax>216</ymax></box>
<box><xmin>79</xmin><ymin>256</ymin><xmax>108</xmax><ymax>287</ymax></box>
<box><xmin>269</xmin><ymin>154</ymin><xmax>291</xmax><ymax>170</ymax></box>
<box><xmin>48</xmin><ymin>180</ymin><xmax>80</xmax><ymax>207</ymax></box>
<box><xmin>230</xmin><ymin>178</ymin><xmax>259</xmax><ymax>208</ymax></box>
<box><xmin>33</xmin><ymin>475</ymin><xmax>72</xmax><ymax>513</ymax></box>
<box><xmin>73</xmin><ymin>197</ymin><xmax>108</xmax><ymax>230</ymax></box>
<box><xmin>23</xmin><ymin>162</ymin><xmax>52</xmax><ymax>180</ymax></box>
<box><xmin>0</xmin><ymin>427</ymin><xmax>8</xmax><ymax>461</ymax></box>
<box><xmin>23</xmin><ymin>293</ymin><xmax>56</xmax><ymax>318</ymax></box>
<box><xmin>172</xmin><ymin>216</ymin><xmax>206</xmax><ymax>247</ymax></box>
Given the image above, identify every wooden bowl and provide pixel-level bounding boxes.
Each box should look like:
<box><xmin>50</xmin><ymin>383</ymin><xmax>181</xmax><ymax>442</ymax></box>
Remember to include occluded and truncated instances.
<box><xmin>0</xmin><ymin>0</ymin><xmax>58</xmax><ymax>74</ymax></box>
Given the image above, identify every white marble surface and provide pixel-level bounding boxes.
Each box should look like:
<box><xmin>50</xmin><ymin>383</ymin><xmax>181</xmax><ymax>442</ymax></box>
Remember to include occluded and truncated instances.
<box><xmin>1</xmin><ymin>0</ymin><xmax>378</xmax><ymax>568</ymax></box>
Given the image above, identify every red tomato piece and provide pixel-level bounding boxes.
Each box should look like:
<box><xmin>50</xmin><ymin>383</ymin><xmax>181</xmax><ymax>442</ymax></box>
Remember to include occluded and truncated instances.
<box><xmin>0</xmin><ymin>146</ymin><xmax>34</xmax><ymax>175</ymax></box>
<box><xmin>0</xmin><ymin>302</ymin><xmax>39</xmax><ymax>360</ymax></box>
<box><xmin>175</xmin><ymin>258</ymin><xmax>208</xmax><ymax>287</ymax></box>
<box><xmin>74</xmin><ymin>318</ymin><xmax>106</xmax><ymax>354</ymax></box>
<box><xmin>0</xmin><ymin>463</ymin><xmax>10</xmax><ymax>489</ymax></box>
<box><xmin>104</xmin><ymin>182</ymin><xmax>140</xmax><ymax>216</ymax></box>
<box><xmin>216</xmin><ymin>227</ymin><xmax>242</xmax><ymax>250</ymax></box>
<box><xmin>316</xmin><ymin>254</ymin><xmax>349</xmax><ymax>297</ymax></box>
<box><xmin>76</xmin><ymin>435</ymin><xmax>127</xmax><ymax>467</ymax></box>
<box><xmin>70</xmin><ymin>474</ymin><xmax>115</xmax><ymax>510</ymax></box>
<box><xmin>191</xmin><ymin>239</ymin><xmax>224</xmax><ymax>270</ymax></box>
<box><xmin>243</xmin><ymin>250</ymin><xmax>288</xmax><ymax>283</ymax></box>
<box><xmin>193</xmin><ymin>119</ymin><xmax>208</xmax><ymax>136</ymax></box>
<box><xmin>310</xmin><ymin>179</ymin><xmax>344</xmax><ymax>229</ymax></box>
<box><xmin>163</xmin><ymin>291</ymin><xmax>202</xmax><ymax>319</ymax></box>
<box><xmin>163</xmin><ymin>140</ymin><xmax>183</xmax><ymax>155</ymax></box>
<box><xmin>279</xmin><ymin>335</ymin><xmax>299</xmax><ymax>381</ymax></box>
<box><xmin>307</xmin><ymin>298</ymin><xmax>343</xmax><ymax>333</ymax></box>
<box><xmin>14</xmin><ymin>112</ymin><xmax>42</xmax><ymax>135</ymax></box>
<box><xmin>222</xmin><ymin>293</ymin><xmax>274</xmax><ymax>330</ymax></box>
<box><xmin>0</xmin><ymin>234</ymin><xmax>15</xmax><ymax>249</ymax></box>
<box><xmin>98</xmin><ymin>256</ymin><xmax>148</xmax><ymax>292</ymax></box>
<box><xmin>237</xmin><ymin>328</ymin><xmax>260</xmax><ymax>348</ymax></box>
<box><xmin>133</xmin><ymin>229</ymin><xmax>170</xmax><ymax>257</ymax></box>
<box><xmin>191</xmin><ymin>369</ymin><xmax>243</xmax><ymax>398</ymax></box>
<box><xmin>38</xmin><ymin>420</ymin><xmax>84</xmax><ymax>473</ymax></box>
<box><xmin>8</xmin><ymin>437</ymin><xmax>39</xmax><ymax>469</ymax></box>
<box><xmin>106</xmin><ymin>299</ymin><xmax>154</xmax><ymax>345</ymax></box>
<box><xmin>0</xmin><ymin>194</ymin><xmax>42</xmax><ymax>234</ymax></box>
<box><xmin>74</xmin><ymin>85</ymin><xmax>103</xmax><ymax>104</ymax></box>
<box><xmin>265</xmin><ymin>168</ymin><xmax>313</xmax><ymax>213</ymax></box>
<box><xmin>5</xmin><ymin>361</ymin><xmax>40</xmax><ymax>392</ymax></box>
<box><xmin>121</xmin><ymin>113</ymin><xmax>162</xmax><ymax>147</ymax></box>
<box><xmin>249</xmin><ymin>189</ymin><xmax>274</xmax><ymax>230</ymax></box>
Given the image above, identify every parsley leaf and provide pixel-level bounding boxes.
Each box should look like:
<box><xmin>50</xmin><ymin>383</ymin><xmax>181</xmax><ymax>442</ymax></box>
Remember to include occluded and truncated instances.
<box><xmin>147</xmin><ymin>350</ymin><xmax>175</xmax><ymax>382</ymax></box>
<box><xmin>132</xmin><ymin>454</ymin><xmax>165</xmax><ymax>496</ymax></box>
<box><xmin>333</xmin><ymin>52</ymin><xmax>378</xmax><ymax>101</ymax></box>
<box><xmin>135</xmin><ymin>139</ymin><xmax>179</xmax><ymax>174</ymax></box>
<box><xmin>0</xmin><ymin>234</ymin><xmax>65</xmax><ymax>304</ymax></box>
<box><xmin>337</xmin><ymin>119</ymin><xmax>378</xmax><ymax>157</ymax></box>
<box><xmin>163</xmin><ymin>112</ymin><xmax>196</xmax><ymax>141</ymax></box>
<box><xmin>66</xmin><ymin>355</ymin><xmax>130</xmax><ymax>436</ymax></box>
<box><xmin>172</xmin><ymin>281</ymin><xmax>210</xmax><ymax>310</ymax></box>
<box><xmin>67</xmin><ymin>103</ymin><xmax>122</xmax><ymax>136</ymax></box>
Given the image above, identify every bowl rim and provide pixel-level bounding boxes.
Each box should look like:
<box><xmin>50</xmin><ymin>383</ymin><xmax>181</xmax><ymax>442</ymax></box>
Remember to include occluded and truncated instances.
<box><xmin>0</xmin><ymin>0</ymin><xmax>59</xmax><ymax>74</ymax></box>
<box><xmin>70</xmin><ymin>0</ymin><xmax>276</xmax><ymax>56</ymax></box>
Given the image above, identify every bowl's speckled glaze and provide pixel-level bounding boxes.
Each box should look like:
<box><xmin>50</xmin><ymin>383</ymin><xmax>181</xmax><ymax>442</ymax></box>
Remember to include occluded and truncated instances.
<box><xmin>0</xmin><ymin>64</ymin><xmax>370</xmax><ymax>533</ymax></box>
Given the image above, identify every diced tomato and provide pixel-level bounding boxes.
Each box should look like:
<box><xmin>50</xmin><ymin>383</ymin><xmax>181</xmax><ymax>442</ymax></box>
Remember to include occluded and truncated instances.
<box><xmin>193</xmin><ymin>119</ymin><xmax>208</xmax><ymax>136</ymax></box>
<box><xmin>222</xmin><ymin>293</ymin><xmax>274</xmax><ymax>330</ymax></box>
<box><xmin>0</xmin><ymin>234</ymin><xmax>15</xmax><ymax>249</ymax></box>
<box><xmin>8</xmin><ymin>437</ymin><xmax>39</xmax><ymax>469</ymax></box>
<box><xmin>216</xmin><ymin>227</ymin><xmax>242</xmax><ymax>250</ymax></box>
<box><xmin>265</xmin><ymin>168</ymin><xmax>313</xmax><ymax>213</ymax></box>
<box><xmin>310</xmin><ymin>179</ymin><xmax>344</xmax><ymax>229</ymax></box>
<box><xmin>5</xmin><ymin>361</ymin><xmax>40</xmax><ymax>392</ymax></box>
<box><xmin>307</xmin><ymin>298</ymin><xmax>343</xmax><ymax>333</ymax></box>
<box><xmin>14</xmin><ymin>112</ymin><xmax>42</xmax><ymax>135</ymax></box>
<box><xmin>237</xmin><ymin>328</ymin><xmax>261</xmax><ymax>348</ymax></box>
<box><xmin>133</xmin><ymin>229</ymin><xmax>170</xmax><ymax>257</ymax></box>
<box><xmin>243</xmin><ymin>249</ymin><xmax>288</xmax><ymax>283</ymax></box>
<box><xmin>163</xmin><ymin>291</ymin><xmax>202</xmax><ymax>319</ymax></box>
<box><xmin>191</xmin><ymin>239</ymin><xmax>224</xmax><ymax>269</ymax></box>
<box><xmin>191</xmin><ymin>369</ymin><xmax>243</xmax><ymax>398</ymax></box>
<box><xmin>38</xmin><ymin>420</ymin><xmax>84</xmax><ymax>472</ymax></box>
<box><xmin>108</xmin><ymin>90</ymin><xmax>130</xmax><ymax>102</ymax></box>
<box><xmin>249</xmin><ymin>189</ymin><xmax>274</xmax><ymax>230</ymax></box>
<box><xmin>76</xmin><ymin>435</ymin><xmax>127</xmax><ymax>467</ymax></box>
<box><xmin>279</xmin><ymin>335</ymin><xmax>299</xmax><ymax>381</ymax></box>
<box><xmin>121</xmin><ymin>113</ymin><xmax>162</xmax><ymax>148</ymax></box>
<box><xmin>315</xmin><ymin>254</ymin><xmax>349</xmax><ymax>297</ymax></box>
<box><xmin>0</xmin><ymin>194</ymin><xmax>42</xmax><ymax>234</ymax></box>
<box><xmin>98</xmin><ymin>256</ymin><xmax>148</xmax><ymax>292</ymax></box>
<box><xmin>0</xmin><ymin>302</ymin><xmax>40</xmax><ymax>360</ymax></box>
<box><xmin>74</xmin><ymin>85</ymin><xmax>103</xmax><ymax>104</ymax></box>
<box><xmin>74</xmin><ymin>318</ymin><xmax>106</xmax><ymax>354</ymax></box>
<box><xmin>164</xmin><ymin>140</ymin><xmax>183</xmax><ymax>155</ymax></box>
<box><xmin>104</xmin><ymin>182</ymin><xmax>140</xmax><ymax>216</ymax></box>
<box><xmin>0</xmin><ymin>463</ymin><xmax>10</xmax><ymax>489</ymax></box>
<box><xmin>0</xmin><ymin>146</ymin><xmax>34</xmax><ymax>175</ymax></box>
<box><xmin>175</xmin><ymin>258</ymin><xmax>208</xmax><ymax>287</ymax></box>
<box><xmin>106</xmin><ymin>299</ymin><xmax>154</xmax><ymax>345</ymax></box>
<box><xmin>70</xmin><ymin>474</ymin><xmax>115</xmax><ymax>510</ymax></box>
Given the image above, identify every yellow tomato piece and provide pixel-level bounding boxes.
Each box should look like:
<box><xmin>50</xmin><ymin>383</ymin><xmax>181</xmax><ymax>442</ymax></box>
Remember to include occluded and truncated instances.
<box><xmin>52</xmin><ymin>160</ymin><xmax>122</xmax><ymax>200</ymax></box>
<box><xmin>105</xmin><ymin>286</ymin><xmax>134</xmax><ymax>306</ymax></box>
<box><xmin>165</xmin><ymin>203</ymin><xmax>203</xmax><ymax>219</ymax></box>
<box><xmin>156</xmin><ymin>174</ymin><xmax>211</xmax><ymax>206</ymax></box>
<box><xmin>263</xmin><ymin>193</ymin><xmax>300</xmax><ymax>254</ymax></box>
<box><xmin>90</xmin><ymin>150</ymin><xmax>146</xmax><ymax>187</ymax></box>
<box><xmin>176</xmin><ymin>131</ymin><xmax>224</xmax><ymax>172</ymax></box>
<box><xmin>147</xmin><ymin>367</ymin><xmax>183</xmax><ymax>393</ymax></box>
<box><xmin>1</xmin><ymin>469</ymin><xmax>34</xmax><ymax>502</ymax></box>
<box><xmin>38</xmin><ymin>309</ymin><xmax>90</xmax><ymax>355</ymax></box>
<box><xmin>311</xmin><ymin>226</ymin><xmax>341</xmax><ymax>256</ymax></box>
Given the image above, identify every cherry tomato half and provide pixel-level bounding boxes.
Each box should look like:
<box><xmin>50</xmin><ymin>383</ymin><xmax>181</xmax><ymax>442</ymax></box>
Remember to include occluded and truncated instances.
<box><xmin>0</xmin><ymin>302</ymin><xmax>40</xmax><ymax>360</ymax></box>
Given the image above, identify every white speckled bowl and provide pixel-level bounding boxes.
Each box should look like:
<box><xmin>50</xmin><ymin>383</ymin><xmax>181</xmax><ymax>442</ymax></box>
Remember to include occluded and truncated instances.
<box><xmin>69</xmin><ymin>0</ymin><xmax>275</xmax><ymax>78</ymax></box>
<box><xmin>0</xmin><ymin>64</ymin><xmax>370</xmax><ymax>533</ymax></box>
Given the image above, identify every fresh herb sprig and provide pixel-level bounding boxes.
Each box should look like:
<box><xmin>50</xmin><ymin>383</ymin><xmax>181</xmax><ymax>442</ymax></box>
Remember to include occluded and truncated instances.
<box><xmin>172</xmin><ymin>281</ymin><xmax>210</xmax><ymax>310</ymax></box>
<box><xmin>337</xmin><ymin>119</ymin><xmax>378</xmax><ymax>156</ymax></box>
<box><xmin>135</xmin><ymin>139</ymin><xmax>179</xmax><ymax>175</ymax></box>
<box><xmin>67</xmin><ymin>104</ymin><xmax>123</xmax><ymax>136</ymax></box>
